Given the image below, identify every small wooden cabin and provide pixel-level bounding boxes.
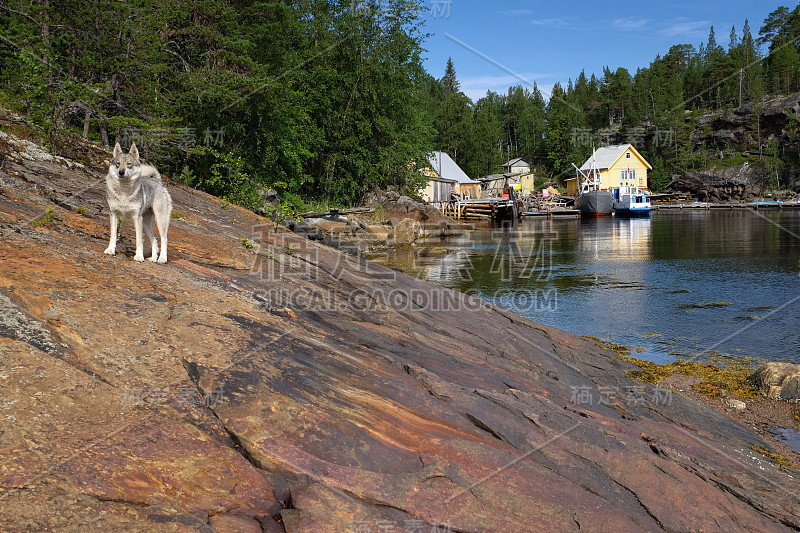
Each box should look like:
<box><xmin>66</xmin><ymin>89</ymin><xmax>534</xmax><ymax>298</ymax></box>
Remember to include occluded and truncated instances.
<box><xmin>423</xmin><ymin>151</ymin><xmax>481</xmax><ymax>201</ymax></box>
<box><xmin>421</xmin><ymin>173</ymin><xmax>457</xmax><ymax>203</ymax></box>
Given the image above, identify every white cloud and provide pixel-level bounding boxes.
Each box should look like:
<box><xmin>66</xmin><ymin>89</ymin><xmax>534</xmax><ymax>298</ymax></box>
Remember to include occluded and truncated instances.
<box><xmin>659</xmin><ymin>19</ymin><xmax>711</xmax><ymax>39</ymax></box>
<box><xmin>610</xmin><ymin>17</ymin><xmax>649</xmax><ymax>32</ymax></box>
<box><xmin>498</xmin><ymin>8</ymin><xmax>533</xmax><ymax>17</ymax></box>
<box><xmin>530</xmin><ymin>17</ymin><xmax>581</xmax><ymax>30</ymax></box>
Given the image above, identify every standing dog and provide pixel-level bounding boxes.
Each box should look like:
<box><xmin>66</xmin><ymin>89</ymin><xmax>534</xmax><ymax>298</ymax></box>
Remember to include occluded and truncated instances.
<box><xmin>104</xmin><ymin>143</ymin><xmax>172</xmax><ymax>263</ymax></box>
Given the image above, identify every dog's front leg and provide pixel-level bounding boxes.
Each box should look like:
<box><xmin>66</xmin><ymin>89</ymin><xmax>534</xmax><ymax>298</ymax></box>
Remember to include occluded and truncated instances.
<box><xmin>104</xmin><ymin>212</ymin><xmax>118</xmax><ymax>255</ymax></box>
<box><xmin>133</xmin><ymin>215</ymin><xmax>145</xmax><ymax>262</ymax></box>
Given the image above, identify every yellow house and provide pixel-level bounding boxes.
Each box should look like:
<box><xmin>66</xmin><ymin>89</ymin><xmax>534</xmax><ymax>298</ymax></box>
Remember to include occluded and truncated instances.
<box><xmin>568</xmin><ymin>144</ymin><xmax>651</xmax><ymax>194</ymax></box>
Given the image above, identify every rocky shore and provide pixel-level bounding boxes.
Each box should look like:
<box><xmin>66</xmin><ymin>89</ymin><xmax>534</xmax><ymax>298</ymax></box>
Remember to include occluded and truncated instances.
<box><xmin>291</xmin><ymin>188</ymin><xmax>466</xmax><ymax>254</ymax></box>
<box><xmin>1</xmin><ymin>129</ymin><xmax>799</xmax><ymax>531</ymax></box>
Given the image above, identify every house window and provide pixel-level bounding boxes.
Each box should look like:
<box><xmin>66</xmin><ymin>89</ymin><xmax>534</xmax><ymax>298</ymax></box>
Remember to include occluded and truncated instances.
<box><xmin>626</xmin><ymin>152</ymin><xmax>631</xmax><ymax>159</ymax></box>
<box><xmin>620</xmin><ymin>169</ymin><xmax>635</xmax><ymax>183</ymax></box>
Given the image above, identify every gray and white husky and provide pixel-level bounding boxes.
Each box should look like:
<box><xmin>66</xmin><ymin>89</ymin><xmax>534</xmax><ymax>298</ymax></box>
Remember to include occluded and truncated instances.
<box><xmin>104</xmin><ymin>142</ymin><xmax>172</xmax><ymax>263</ymax></box>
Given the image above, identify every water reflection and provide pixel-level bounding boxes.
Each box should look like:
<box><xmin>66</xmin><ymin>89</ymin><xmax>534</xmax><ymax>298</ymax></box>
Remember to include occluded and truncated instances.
<box><xmin>579</xmin><ymin>217</ymin><xmax>652</xmax><ymax>263</ymax></box>
<box><xmin>427</xmin><ymin>249</ymin><xmax>474</xmax><ymax>285</ymax></box>
<box><xmin>372</xmin><ymin>211</ymin><xmax>800</xmax><ymax>364</ymax></box>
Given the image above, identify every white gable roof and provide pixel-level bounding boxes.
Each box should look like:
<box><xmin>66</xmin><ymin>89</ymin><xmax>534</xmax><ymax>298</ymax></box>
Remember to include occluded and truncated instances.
<box><xmin>579</xmin><ymin>144</ymin><xmax>639</xmax><ymax>171</ymax></box>
<box><xmin>503</xmin><ymin>157</ymin><xmax>529</xmax><ymax>168</ymax></box>
<box><xmin>428</xmin><ymin>151</ymin><xmax>479</xmax><ymax>184</ymax></box>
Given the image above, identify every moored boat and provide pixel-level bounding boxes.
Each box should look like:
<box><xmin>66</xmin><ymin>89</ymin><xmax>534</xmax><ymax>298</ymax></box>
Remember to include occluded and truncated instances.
<box><xmin>575</xmin><ymin>190</ymin><xmax>613</xmax><ymax>217</ymax></box>
<box><xmin>571</xmin><ymin>157</ymin><xmax>612</xmax><ymax>217</ymax></box>
<box><xmin>613</xmin><ymin>184</ymin><xmax>651</xmax><ymax>217</ymax></box>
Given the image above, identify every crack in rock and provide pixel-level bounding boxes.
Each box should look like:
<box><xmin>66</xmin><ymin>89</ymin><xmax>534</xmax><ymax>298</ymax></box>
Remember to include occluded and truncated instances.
<box><xmin>464</xmin><ymin>412</ymin><xmax>511</xmax><ymax>444</ymax></box>
<box><xmin>0</xmin><ymin>292</ymin><xmax>61</xmax><ymax>355</ymax></box>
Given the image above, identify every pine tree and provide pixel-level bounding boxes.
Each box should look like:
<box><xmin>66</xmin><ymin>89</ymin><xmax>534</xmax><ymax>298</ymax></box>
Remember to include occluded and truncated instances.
<box><xmin>546</xmin><ymin>82</ymin><xmax>588</xmax><ymax>175</ymax></box>
<box><xmin>467</xmin><ymin>95</ymin><xmax>503</xmax><ymax>177</ymax></box>
<box><xmin>705</xmin><ymin>26</ymin><xmax>723</xmax><ymax>60</ymax></box>
<box><xmin>759</xmin><ymin>7</ymin><xmax>800</xmax><ymax>93</ymax></box>
<box><xmin>441</xmin><ymin>57</ymin><xmax>460</xmax><ymax>93</ymax></box>
<box><xmin>758</xmin><ymin>6</ymin><xmax>791</xmax><ymax>50</ymax></box>
<box><xmin>599</xmin><ymin>67</ymin><xmax>633</xmax><ymax>126</ymax></box>
<box><xmin>771</xmin><ymin>35</ymin><xmax>800</xmax><ymax>93</ymax></box>
<box><xmin>702</xmin><ymin>26</ymin><xmax>731</xmax><ymax>107</ymax></box>
<box><xmin>741</xmin><ymin>19</ymin><xmax>764</xmax><ymax>104</ymax></box>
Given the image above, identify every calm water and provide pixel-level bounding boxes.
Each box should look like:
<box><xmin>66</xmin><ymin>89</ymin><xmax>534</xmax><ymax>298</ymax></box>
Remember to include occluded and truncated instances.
<box><xmin>371</xmin><ymin>210</ymin><xmax>800</xmax><ymax>364</ymax></box>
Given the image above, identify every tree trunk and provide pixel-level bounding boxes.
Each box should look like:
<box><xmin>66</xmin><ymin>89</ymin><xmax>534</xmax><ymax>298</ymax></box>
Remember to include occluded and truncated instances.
<box><xmin>83</xmin><ymin>107</ymin><xmax>91</xmax><ymax>140</ymax></box>
<box><xmin>100</xmin><ymin>117</ymin><xmax>110</xmax><ymax>149</ymax></box>
<box><xmin>40</xmin><ymin>0</ymin><xmax>52</xmax><ymax>86</ymax></box>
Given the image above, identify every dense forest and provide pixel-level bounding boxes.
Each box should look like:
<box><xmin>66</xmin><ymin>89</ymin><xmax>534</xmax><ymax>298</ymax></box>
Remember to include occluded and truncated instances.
<box><xmin>429</xmin><ymin>4</ymin><xmax>800</xmax><ymax>192</ymax></box>
<box><xmin>1</xmin><ymin>1</ymin><xmax>799</xmax><ymax>208</ymax></box>
<box><xmin>0</xmin><ymin>0</ymin><xmax>433</xmax><ymax>209</ymax></box>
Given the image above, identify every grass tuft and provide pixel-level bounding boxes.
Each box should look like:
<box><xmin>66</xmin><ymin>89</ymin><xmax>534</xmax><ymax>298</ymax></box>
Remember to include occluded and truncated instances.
<box><xmin>32</xmin><ymin>206</ymin><xmax>61</xmax><ymax>227</ymax></box>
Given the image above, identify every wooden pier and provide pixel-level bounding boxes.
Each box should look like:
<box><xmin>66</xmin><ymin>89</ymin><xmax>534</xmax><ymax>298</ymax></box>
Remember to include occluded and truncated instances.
<box><xmin>434</xmin><ymin>198</ymin><xmax>518</xmax><ymax>220</ymax></box>
<box><xmin>653</xmin><ymin>202</ymin><xmax>800</xmax><ymax>211</ymax></box>
<box><xmin>648</xmin><ymin>192</ymin><xmax>691</xmax><ymax>204</ymax></box>
<box><xmin>522</xmin><ymin>209</ymin><xmax>581</xmax><ymax>218</ymax></box>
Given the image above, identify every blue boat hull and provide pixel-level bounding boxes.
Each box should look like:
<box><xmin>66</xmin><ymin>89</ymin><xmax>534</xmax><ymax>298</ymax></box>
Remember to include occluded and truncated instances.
<box><xmin>614</xmin><ymin>206</ymin><xmax>651</xmax><ymax>217</ymax></box>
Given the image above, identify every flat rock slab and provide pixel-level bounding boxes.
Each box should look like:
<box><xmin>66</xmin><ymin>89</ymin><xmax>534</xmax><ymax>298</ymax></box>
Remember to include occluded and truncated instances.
<box><xmin>0</xmin><ymin>134</ymin><xmax>799</xmax><ymax>531</ymax></box>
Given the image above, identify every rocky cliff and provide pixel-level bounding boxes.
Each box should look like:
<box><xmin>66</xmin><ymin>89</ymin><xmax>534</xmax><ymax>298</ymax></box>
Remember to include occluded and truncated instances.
<box><xmin>707</xmin><ymin>93</ymin><xmax>800</xmax><ymax>149</ymax></box>
<box><xmin>1</xmin><ymin>129</ymin><xmax>799</xmax><ymax>532</ymax></box>
<box><xmin>671</xmin><ymin>92</ymin><xmax>800</xmax><ymax>199</ymax></box>
<box><xmin>668</xmin><ymin>163</ymin><xmax>770</xmax><ymax>202</ymax></box>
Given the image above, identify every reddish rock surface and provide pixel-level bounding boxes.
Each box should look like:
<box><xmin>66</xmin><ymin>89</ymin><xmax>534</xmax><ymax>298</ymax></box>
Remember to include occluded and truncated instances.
<box><xmin>1</xmin><ymin>131</ymin><xmax>799</xmax><ymax>532</ymax></box>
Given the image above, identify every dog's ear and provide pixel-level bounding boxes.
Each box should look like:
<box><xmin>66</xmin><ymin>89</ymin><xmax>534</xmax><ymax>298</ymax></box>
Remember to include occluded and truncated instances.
<box><xmin>129</xmin><ymin>143</ymin><xmax>140</xmax><ymax>161</ymax></box>
<box><xmin>113</xmin><ymin>143</ymin><xmax>122</xmax><ymax>158</ymax></box>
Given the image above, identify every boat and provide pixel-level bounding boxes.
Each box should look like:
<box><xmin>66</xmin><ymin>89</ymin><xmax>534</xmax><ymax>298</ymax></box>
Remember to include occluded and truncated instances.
<box><xmin>613</xmin><ymin>184</ymin><xmax>651</xmax><ymax>217</ymax></box>
<box><xmin>746</xmin><ymin>200</ymin><xmax>784</xmax><ymax>209</ymax></box>
<box><xmin>571</xmin><ymin>157</ymin><xmax>612</xmax><ymax>217</ymax></box>
<box><xmin>575</xmin><ymin>190</ymin><xmax>613</xmax><ymax>217</ymax></box>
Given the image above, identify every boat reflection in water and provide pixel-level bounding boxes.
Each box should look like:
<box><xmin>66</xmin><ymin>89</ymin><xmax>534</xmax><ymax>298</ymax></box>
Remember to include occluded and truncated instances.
<box><xmin>578</xmin><ymin>216</ymin><xmax>652</xmax><ymax>266</ymax></box>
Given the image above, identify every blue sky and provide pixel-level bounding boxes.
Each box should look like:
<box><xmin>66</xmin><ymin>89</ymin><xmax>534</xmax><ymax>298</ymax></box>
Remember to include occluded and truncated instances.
<box><xmin>418</xmin><ymin>0</ymin><xmax>792</xmax><ymax>102</ymax></box>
